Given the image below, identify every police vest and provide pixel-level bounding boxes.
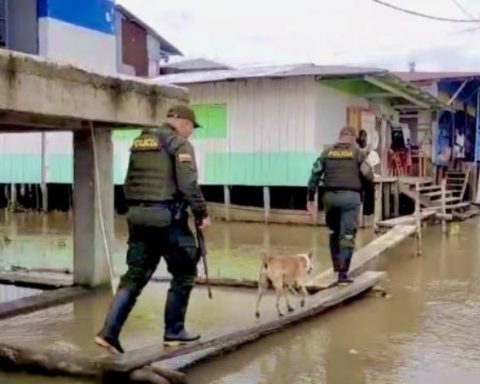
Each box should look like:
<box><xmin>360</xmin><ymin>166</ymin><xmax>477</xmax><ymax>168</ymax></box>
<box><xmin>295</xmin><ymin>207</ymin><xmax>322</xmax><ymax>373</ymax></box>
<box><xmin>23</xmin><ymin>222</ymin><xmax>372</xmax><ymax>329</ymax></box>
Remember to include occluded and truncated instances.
<box><xmin>323</xmin><ymin>144</ymin><xmax>362</xmax><ymax>192</ymax></box>
<box><xmin>124</xmin><ymin>130</ymin><xmax>177</xmax><ymax>202</ymax></box>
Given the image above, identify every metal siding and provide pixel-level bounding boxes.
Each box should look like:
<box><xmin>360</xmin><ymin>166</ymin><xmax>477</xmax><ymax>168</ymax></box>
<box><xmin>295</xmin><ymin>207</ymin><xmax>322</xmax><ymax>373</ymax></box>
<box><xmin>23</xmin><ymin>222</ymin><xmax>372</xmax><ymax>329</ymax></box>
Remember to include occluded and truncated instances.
<box><xmin>314</xmin><ymin>82</ymin><xmax>369</xmax><ymax>151</ymax></box>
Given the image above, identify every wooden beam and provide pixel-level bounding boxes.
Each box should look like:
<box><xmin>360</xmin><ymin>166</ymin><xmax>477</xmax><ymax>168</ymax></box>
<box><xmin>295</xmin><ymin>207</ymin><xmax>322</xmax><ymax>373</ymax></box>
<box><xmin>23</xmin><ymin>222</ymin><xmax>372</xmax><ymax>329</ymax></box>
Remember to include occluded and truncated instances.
<box><xmin>364</xmin><ymin>76</ymin><xmax>430</xmax><ymax>109</ymax></box>
<box><xmin>102</xmin><ymin>271</ymin><xmax>386</xmax><ymax>373</ymax></box>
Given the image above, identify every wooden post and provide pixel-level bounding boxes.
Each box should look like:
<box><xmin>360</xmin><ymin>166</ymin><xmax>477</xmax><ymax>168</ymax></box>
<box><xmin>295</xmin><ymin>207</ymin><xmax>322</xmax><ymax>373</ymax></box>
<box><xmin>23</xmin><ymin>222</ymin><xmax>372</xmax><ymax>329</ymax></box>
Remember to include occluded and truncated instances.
<box><xmin>441</xmin><ymin>178</ymin><xmax>447</xmax><ymax>234</ymax></box>
<box><xmin>393</xmin><ymin>179</ymin><xmax>400</xmax><ymax>218</ymax></box>
<box><xmin>40</xmin><ymin>132</ymin><xmax>48</xmax><ymax>213</ymax></box>
<box><xmin>10</xmin><ymin>184</ymin><xmax>16</xmax><ymax>211</ymax></box>
<box><xmin>73</xmin><ymin>128</ymin><xmax>113</xmax><ymax>287</ymax></box>
<box><xmin>383</xmin><ymin>182</ymin><xmax>391</xmax><ymax>219</ymax></box>
<box><xmin>414</xmin><ymin>182</ymin><xmax>422</xmax><ymax>256</ymax></box>
<box><xmin>223</xmin><ymin>185</ymin><xmax>231</xmax><ymax>222</ymax></box>
<box><xmin>263</xmin><ymin>186</ymin><xmax>270</xmax><ymax>224</ymax></box>
<box><xmin>373</xmin><ymin>181</ymin><xmax>383</xmax><ymax>231</ymax></box>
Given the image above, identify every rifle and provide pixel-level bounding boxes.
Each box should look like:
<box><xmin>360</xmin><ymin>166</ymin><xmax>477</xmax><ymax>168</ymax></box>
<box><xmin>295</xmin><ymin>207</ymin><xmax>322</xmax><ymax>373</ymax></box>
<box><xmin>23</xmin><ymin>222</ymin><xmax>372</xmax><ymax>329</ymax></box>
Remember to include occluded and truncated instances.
<box><xmin>195</xmin><ymin>220</ymin><xmax>212</xmax><ymax>299</ymax></box>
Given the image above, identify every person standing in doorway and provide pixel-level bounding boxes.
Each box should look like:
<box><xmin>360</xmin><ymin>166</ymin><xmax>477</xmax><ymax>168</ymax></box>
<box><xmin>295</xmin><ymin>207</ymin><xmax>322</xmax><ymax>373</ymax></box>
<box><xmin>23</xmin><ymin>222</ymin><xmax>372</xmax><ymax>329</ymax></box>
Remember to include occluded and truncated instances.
<box><xmin>453</xmin><ymin>127</ymin><xmax>465</xmax><ymax>171</ymax></box>
<box><xmin>95</xmin><ymin>105</ymin><xmax>211</xmax><ymax>354</ymax></box>
<box><xmin>306</xmin><ymin>126</ymin><xmax>374</xmax><ymax>285</ymax></box>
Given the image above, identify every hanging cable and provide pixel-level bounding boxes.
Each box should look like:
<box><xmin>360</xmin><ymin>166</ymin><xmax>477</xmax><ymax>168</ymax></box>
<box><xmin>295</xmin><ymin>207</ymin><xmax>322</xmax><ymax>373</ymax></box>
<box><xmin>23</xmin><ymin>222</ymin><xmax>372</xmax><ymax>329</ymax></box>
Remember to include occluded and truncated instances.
<box><xmin>372</xmin><ymin>0</ymin><xmax>480</xmax><ymax>23</ymax></box>
<box><xmin>451</xmin><ymin>0</ymin><xmax>476</xmax><ymax>19</ymax></box>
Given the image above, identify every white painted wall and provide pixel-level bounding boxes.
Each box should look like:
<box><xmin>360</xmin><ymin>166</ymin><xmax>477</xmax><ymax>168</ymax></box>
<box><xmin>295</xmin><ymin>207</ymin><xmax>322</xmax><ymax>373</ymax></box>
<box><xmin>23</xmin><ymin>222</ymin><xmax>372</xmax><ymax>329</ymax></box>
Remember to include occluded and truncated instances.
<box><xmin>313</xmin><ymin>82</ymin><xmax>369</xmax><ymax>150</ymax></box>
<box><xmin>186</xmin><ymin>77</ymin><xmax>317</xmax><ymax>181</ymax></box>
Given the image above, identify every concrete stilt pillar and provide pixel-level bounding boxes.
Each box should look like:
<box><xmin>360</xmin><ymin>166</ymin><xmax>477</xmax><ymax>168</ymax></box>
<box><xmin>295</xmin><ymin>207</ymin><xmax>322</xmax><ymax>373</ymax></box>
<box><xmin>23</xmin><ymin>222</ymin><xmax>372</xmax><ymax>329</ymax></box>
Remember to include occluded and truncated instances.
<box><xmin>73</xmin><ymin>127</ymin><xmax>113</xmax><ymax>288</ymax></box>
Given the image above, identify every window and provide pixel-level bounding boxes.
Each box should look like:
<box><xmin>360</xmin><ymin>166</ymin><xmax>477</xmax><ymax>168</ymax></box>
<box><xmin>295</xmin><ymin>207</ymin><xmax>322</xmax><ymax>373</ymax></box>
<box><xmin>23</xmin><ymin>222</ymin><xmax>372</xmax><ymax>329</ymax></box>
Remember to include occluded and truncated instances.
<box><xmin>192</xmin><ymin>104</ymin><xmax>228</xmax><ymax>139</ymax></box>
<box><xmin>0</xmin><ymin>0</ymin><xmax>6</xmax><ymax>48</ymax></box>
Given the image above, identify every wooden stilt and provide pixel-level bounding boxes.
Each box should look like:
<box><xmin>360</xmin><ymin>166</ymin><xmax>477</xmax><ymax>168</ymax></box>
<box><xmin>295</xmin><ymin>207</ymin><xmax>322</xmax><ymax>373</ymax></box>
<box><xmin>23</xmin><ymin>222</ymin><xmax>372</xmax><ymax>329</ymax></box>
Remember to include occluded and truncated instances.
<box><xmin>414</xmin><ymin>182</ymin><xmax>422</xmax><ymax>256</ymax></box>
<box><xmin>224</xmin><ymin>185</ymin><xmax>231</xmax><ymax>222</ymax></box>
<box><xmin>393</xmin><ymin>179</ymin><xmax>400</xmax><ymax>218</ymax></box>
<box><xmin>441</xmin><ymin>178</ymin><xmax>447</xmax><ymax>234</ymax></box>
<box><xmin>263</xmin><ymin>186</ymin><xmax>270</xmax><ymax>224</ymax></box>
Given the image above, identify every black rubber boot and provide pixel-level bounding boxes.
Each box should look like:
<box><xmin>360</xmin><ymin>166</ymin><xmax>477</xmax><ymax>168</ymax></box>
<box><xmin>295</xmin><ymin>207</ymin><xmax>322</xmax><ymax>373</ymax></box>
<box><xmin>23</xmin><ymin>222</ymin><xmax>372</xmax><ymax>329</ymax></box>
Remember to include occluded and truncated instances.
<box><xmin>163</xmin><ymin>282</ymin><xmax>200</xmax><ymax>346</ymax></box>
<box><xmin>329</xmin><ymin>231</ymin><xmax>341</xmax><ymax>272</ymax></box>
<box><xmin>95</xmin><ymin>288</ymin><xmax>138</xmax><ymax>354</ymax></box>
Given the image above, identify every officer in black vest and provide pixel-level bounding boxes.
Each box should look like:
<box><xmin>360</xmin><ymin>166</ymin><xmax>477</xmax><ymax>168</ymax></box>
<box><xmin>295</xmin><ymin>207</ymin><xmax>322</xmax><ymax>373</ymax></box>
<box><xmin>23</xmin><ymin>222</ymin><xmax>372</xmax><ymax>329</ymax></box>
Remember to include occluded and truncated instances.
<box><xmin>307</xmin><ymin>126</ymin><xmax>374</xmax><ymax>285</ymax></box>
<box><xmin>95</xmin><ymin>105</ymin><xmax>211</xmax><ymax>354</ymax></box>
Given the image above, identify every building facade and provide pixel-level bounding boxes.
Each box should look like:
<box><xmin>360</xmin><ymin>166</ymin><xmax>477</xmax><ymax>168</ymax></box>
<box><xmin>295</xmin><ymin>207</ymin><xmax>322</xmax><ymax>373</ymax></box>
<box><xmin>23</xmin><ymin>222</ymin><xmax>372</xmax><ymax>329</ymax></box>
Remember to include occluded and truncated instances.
<box><xmin>0</xmin><ymin>0</ymin><xmax>181</xmax><ymax>210</ymax></box>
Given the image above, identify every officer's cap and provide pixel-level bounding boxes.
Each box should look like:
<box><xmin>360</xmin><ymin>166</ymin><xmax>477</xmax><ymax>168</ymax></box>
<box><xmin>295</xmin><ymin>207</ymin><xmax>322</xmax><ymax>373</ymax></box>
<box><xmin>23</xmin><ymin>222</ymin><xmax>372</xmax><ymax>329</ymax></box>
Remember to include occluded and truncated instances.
<box><xmin>167</xmin><ymin>105</ymin><xmax>201</xmax><ymax>128</ymax></box>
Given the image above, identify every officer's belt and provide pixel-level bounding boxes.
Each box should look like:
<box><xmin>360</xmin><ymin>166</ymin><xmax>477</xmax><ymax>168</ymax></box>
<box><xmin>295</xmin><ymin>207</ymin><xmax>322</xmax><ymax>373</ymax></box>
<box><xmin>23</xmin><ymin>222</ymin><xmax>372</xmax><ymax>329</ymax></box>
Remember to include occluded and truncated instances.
<box><xmin>127</xmin><ymin>200</ymin><xmax>173</xmax><ymax>208</ymax></box>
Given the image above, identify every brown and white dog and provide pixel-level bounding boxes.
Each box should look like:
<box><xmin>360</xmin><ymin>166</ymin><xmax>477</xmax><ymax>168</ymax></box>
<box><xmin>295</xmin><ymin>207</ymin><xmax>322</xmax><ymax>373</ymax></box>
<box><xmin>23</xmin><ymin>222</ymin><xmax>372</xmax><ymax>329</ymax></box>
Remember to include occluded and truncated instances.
<box><xmin>255</xmin><ymin>252</ymin><xmax>313</xmax><ymax>318</ymax></box>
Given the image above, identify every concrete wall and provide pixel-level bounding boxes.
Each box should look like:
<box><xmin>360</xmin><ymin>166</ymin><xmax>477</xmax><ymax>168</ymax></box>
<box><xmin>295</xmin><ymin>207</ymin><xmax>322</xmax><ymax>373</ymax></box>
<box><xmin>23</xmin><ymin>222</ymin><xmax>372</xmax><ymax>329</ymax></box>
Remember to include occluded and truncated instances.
<box><xmin>6</xmin><ymin>0</ymin><xmax>38</xmax><ymax>54</ymax></box>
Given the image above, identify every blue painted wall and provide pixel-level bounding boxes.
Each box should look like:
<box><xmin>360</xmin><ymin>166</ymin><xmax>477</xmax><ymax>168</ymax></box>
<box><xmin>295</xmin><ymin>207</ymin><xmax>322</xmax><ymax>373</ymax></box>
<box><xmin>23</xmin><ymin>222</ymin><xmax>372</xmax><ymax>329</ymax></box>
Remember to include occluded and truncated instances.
<box><xmin>38</xmin><ymin>0</ymin><xmax>115</xmax><ymax>35</ymax></box>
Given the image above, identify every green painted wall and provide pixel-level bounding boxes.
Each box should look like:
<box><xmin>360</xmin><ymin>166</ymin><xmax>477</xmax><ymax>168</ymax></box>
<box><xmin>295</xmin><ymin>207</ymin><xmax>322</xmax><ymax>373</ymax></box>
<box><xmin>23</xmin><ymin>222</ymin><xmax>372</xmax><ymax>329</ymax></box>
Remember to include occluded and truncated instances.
<box><xmin>204</xmin><ymin>152</ymin><xmax>318</xmax><ymax>186</ymax></box>
<box><xmin>192</xmin><ymin>104</ymin><xmax>228</xmax><ymax>139</ymax></box>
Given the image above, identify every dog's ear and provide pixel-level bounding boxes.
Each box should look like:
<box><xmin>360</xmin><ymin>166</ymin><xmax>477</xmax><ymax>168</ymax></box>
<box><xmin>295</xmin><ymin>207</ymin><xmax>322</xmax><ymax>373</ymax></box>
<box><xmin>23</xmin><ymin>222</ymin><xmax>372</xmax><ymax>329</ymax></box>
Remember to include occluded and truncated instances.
<box><xmin>307</xmin><ymin>252</ymin><xmax>313</xmax><ymax>260</ymax></box>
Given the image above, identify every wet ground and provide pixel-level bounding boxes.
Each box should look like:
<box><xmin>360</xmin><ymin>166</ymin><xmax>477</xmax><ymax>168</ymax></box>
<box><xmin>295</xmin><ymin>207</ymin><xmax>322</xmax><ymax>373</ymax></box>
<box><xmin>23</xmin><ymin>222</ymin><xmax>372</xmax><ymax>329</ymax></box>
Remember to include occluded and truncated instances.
<box><xmin>0</xmin><ymin>211</ymin><xmax>479</xmax><ymax>383</ymax></box>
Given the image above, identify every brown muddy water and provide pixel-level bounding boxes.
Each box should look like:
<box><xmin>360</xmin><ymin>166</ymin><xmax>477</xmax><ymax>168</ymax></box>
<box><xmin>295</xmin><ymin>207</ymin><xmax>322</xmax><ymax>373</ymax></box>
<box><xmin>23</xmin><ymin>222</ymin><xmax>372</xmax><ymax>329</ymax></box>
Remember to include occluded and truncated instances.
<box><xmin>0</xmin><ymin>211</ymin><xmax>479</xmax><ymax>383</ymax></box>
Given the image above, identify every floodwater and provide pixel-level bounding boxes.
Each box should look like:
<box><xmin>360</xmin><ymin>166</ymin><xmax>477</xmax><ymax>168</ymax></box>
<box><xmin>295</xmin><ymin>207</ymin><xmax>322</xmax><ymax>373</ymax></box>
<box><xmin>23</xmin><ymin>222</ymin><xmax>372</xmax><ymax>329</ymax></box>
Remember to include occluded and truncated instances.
<box><xmin>0</xmin><ymin>211</ymin><xmax>479</xmax><ymax>383</ymax></box>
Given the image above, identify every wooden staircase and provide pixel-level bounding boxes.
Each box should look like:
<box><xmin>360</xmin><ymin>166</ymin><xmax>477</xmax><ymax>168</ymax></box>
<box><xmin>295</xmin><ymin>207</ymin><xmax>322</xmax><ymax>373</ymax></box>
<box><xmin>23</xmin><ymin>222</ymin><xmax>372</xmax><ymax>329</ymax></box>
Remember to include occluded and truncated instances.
<box><xmin>400</xmin><ymin>169</ymin><xmax>473</xmax><ymax>214</ymax></box>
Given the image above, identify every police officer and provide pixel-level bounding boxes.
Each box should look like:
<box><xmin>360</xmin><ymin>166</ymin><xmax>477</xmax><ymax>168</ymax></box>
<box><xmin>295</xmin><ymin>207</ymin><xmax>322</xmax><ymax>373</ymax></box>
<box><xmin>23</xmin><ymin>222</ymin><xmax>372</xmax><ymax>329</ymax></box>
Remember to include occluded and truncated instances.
<box><xmin>95</xmin><ymin>105</ymin><xmax>211</xmax><ymax>354</ymax></box>
<box><xmin>306</xmin><ymin>126</ymin><xmax>373</xmax><ymax>285</ymax></box>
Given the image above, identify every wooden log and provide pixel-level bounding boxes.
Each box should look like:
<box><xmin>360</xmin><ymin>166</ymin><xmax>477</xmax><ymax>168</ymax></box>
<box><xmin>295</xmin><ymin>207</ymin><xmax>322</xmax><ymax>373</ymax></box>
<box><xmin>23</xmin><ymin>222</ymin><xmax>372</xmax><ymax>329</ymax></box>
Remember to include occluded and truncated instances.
<box><xmin>306</xmin><ymin>225</ymin><xmax>415</xmax><ymax>289</ymax></box>
<box><xmin>101</xmin><ymin>271</ymin><xmax>386</xmax><ymax>374</ymax></box>
<box><xmin>0</xmin><ymin>342</ymin><xmax>98</xmax><ymax>376</ymax></box>
<box><xmin>0</xmin><ymin>286</ymin><xmax>89</xmax><ymax>320</ymax></box>
<box><xmin>128</xmin><ymin>367</ymin><xmax>170</xmax><ymax>384</ymax></box>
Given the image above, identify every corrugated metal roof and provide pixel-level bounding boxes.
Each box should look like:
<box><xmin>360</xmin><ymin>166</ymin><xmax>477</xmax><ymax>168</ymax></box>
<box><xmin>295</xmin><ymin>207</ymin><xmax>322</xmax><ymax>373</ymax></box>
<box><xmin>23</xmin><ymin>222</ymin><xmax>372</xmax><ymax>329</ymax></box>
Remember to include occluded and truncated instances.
<box><xmin>162</xmin><ymin>58</ymin><xmax>232</xmax><ymax>71</ymax></box>
<box><xmin>395</xmin><ymin>71</ymin><xmax>480</xmax><ymax>82</ymax></box>
<box><xmin>153</xmin><ymin>63</ymin><xmax>386</xmax><ymax>85</ymax></box>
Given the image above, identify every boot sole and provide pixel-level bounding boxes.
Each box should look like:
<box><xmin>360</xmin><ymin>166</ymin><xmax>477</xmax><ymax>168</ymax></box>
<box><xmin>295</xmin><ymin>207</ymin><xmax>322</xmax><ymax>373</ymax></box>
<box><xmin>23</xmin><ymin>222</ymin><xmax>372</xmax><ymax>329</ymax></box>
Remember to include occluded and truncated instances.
<box><xmin>163</xmin><ymin>339</ymin><xmax>200</xmax><ymax>347</ymax></box>
<box><xmin>94</xmin><ymin>336</ymin><xmax>123</xmax><ymax>355</ymax></box>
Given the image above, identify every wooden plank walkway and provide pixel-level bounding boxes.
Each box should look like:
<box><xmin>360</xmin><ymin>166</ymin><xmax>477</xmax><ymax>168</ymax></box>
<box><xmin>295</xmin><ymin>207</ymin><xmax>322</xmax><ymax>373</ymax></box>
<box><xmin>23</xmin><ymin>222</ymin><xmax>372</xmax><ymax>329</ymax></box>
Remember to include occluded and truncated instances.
<box><xmin>101</xmin><ymin>271</ymin><xmax>386</xmax><ymax>374</ymax></box>
<box><xmin>306</xmin><ymin>225</ymin><xmax>416</xmax><ymax>289</ymax></box>
<box><xmin>376</xmin><ymin>210</ymin><xmax>436</xmax><ymax>228</ymax></box>
<box><xmin>0</xmin><ymin>286</ymin><xmax>89</xmax><ymax>320</ymax></box>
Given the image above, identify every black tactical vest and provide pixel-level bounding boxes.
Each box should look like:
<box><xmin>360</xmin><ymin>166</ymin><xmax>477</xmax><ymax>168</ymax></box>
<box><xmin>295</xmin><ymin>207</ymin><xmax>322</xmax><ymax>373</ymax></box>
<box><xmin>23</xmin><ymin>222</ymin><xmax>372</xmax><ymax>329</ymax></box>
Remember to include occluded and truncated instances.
<box><xmin>323</xmin><ymin>143</ymin><xmax>362</xmax><ymax>192</ymax></box>
<box><xmin>124</xmin><ymin>129</ymin><xmax>177</xmax><ymax>202</ymax></box>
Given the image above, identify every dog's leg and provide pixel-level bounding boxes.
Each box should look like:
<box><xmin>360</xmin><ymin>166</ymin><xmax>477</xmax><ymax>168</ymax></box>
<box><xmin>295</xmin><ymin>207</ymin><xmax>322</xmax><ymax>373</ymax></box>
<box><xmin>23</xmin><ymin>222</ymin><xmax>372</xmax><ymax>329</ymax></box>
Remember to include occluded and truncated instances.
<box><xmin>285</xmin><ymin>286</ymin><xmax>294</xmax><ymax>313</ymax></box>
<box><xmin>255</xmin><ymin>270</ymin><xmax>269</xmax><ymax>318</ymax></box>
<box><xmin>300</xmin><ymin>285</ymin><xmax>308</xmax><ymax>308</ymax></box>
<box><xmin>272</xmin><ymin>281</ymin><xmax>284</xmax><ymax>317</ymax></box>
